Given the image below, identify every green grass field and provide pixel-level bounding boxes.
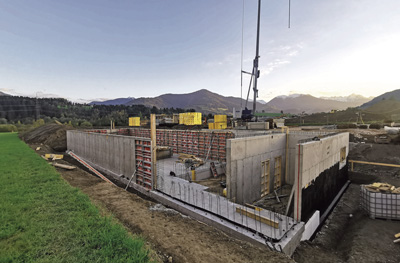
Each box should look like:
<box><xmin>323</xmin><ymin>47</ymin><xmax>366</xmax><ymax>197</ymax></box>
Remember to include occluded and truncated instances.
<box><xmin>0</xmin><ymin>133</ymin><xmax>150</xmax><ymax>263</ymax></box>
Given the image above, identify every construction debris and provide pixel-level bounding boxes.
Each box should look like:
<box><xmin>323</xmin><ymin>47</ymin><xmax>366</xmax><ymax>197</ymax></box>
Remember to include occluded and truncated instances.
<box><xmin>44</xmin><ymin>154</ymin><xmax>64</xmax><ymax>161</ymax></box>
<box><xmin>36</xmin><ymin>147</ymin><xmax>41</xmax><ymax>151</ymax></box>
<box><xmin>364</xmin><ymin>182</ymin><xmax>400</xmax><ymax>194</ymax></box>
<box><xmin>177</xmin><ymin>153</ymin><xmax>204</xmax><ymax>168</ymax></box>
<box><xmin>52</xmin><ymin>163</ymin><xmax>76</xmax><ymax>170</ymax></box>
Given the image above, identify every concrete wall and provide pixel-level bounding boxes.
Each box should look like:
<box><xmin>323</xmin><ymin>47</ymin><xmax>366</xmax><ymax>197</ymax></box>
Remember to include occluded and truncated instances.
<box><xmin>226</xmin><ymin>134</ymin><xmax>286</xmax><ymax>204</ymax></box>
<box><xmin>67</xmin><ymin>130</ymin><xmax>137</xmax><ymax>178</ymax></box>
<box><xmin>287</xmin><ymin>131</ymin><xmax>331</xmax><ymax>185</ymax></box>
<box><xmin>299</xmin><ymin>133</ymin><xmax>349</xmax><ymax>188</ymax></box>
<box><xmin>294</xmin><ymin>132</ymin><xmax>349</xmax><ymax>221</ymax></box>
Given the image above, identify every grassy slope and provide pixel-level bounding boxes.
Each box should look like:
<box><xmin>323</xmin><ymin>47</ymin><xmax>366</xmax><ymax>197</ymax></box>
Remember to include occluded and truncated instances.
<box><xmin>0</xmin><ymin>133</ymin><xmax>149</xmax><ymax>263</ymax></box>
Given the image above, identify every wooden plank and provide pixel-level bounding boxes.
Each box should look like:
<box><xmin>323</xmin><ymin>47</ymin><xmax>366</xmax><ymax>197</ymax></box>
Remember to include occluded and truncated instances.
<box><xmin>394</xmin><ymin>238</ymin><xmax>400</xmax><ymax>244</ymax></box>
<box><xmin>245</xmin><ymin>203</ymin><xmax>263</xmax><ymax>211</ymax></box>
<box><xmin>52</xmin><ymin>163</ymin><xmax>76</xmax><ymax>170</ymax></box>
<box><xmin>349</xmin><ymin>160</ymin><xmax>400</xmax><ymax>169</ymax></box>
<box><xmin>395</xmin><ymin>232</ymin><xmax>400</xmax><ymax>239</ymax></box>
<box><xmin>235</xmin><ymin>207</ymin><xmax>279</xmax><ymax>229</ymax></box>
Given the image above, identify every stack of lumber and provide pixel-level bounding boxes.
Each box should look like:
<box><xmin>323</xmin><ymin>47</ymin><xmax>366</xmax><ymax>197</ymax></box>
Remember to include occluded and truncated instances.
<box><xmin>177</xmin><ymin>153</ymin><xmax>204</xmax><ymax>168</ymax></box>
<box><xmin>365</xmin><ymin>182</ymin><xmax>400</xmax><ymax>194</ymax></box>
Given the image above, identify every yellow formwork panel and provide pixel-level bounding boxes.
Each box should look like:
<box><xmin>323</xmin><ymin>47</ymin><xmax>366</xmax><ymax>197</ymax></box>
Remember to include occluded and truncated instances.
<box><xmin>179</xmin><ymin>114</ymin><xmax>184</xmax><ymax>124</ymax></box>
<box><xmin>208</xmin><ymin>123</ymin><xmax>215</xmax><ymax>129</ymax></box>
<box><xmin>214</xmin><ymin>122</ymin><xmax>227</xmax><ymax>129</ymax></box>
<box><xmin>179</xmin><ymin>112</ymin><xmax>202</xmax><ymax>125</ymax></box>
<box><xmin>214</xmin><ymin>115</ymin><xmax>227</xmax><ymax>123</ymax></box>
<box><xmin>129</xmin><ymin>117</ymin><xmax>140</xmax><ymax>126</ymax></box>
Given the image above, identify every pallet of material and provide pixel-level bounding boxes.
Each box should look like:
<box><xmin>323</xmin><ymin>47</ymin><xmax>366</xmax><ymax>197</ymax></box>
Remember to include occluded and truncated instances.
<box><xmin>177</xmin><ymin>153</ymin><xmax>204</xmax><ymax>167</ymax></box>
<box><xmin>364</xmin><ymin>182</ymin><xmax>400</xmax><ymax>194</ymax></box>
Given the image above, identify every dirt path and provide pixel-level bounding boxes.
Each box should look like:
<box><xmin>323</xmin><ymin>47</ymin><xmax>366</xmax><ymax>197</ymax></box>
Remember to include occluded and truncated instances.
<box><xmin>48</xmin><ymin>153</ymin><xmax>292</xmax><ymax>263</ymax></box>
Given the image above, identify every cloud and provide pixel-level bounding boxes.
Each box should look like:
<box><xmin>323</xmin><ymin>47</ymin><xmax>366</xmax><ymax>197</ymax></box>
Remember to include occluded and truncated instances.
<box><xmin>258</xmin><ymin>43</ymin><xmax>303</xmax><ymax>76</ymax></box>
<box><xmin>203</xmin><ymin>53</ymin><xmax>240</xmax><ymax>68</ymax></box>
<box><xmin>260</xmin><ymin>59</ymin><xmax>290</xmax><ymax>76</ymax></box>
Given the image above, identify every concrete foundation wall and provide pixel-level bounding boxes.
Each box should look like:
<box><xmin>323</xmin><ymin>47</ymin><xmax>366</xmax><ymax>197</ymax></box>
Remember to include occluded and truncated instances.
<box><xmin>287</xmin><ymin>131</ymin><xmax>331</xmax><ymax>185</ymax></box>
<box><xmin>300</xmin><ymin>133</ymin><xmax>349</xmax><ymax>188</ymax></box>
<box><xmin>246</xmin><ymin>122</ymin><xmax>269</xmax><ymax>130</ymax></box>
<box><xmin>67</xmin><ymin>130</ymin><xmax>136</xmax><ymax>178</ymax></box>
<box><xmin>226</xmin><ymin>134</ymin><xmax>286</xmax><ymax>204</ymax></box>
<box><xmin>294</xmin><ymin>132</ymin><xmax>349</xmax><ymax>221</ymax></box>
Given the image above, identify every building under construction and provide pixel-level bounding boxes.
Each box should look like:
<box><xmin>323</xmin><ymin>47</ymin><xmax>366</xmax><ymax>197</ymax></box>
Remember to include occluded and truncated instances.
<box><xmin>66</xmin><ymin>116</ymin><xmax>349</xmax><ymax>255</ymax></box>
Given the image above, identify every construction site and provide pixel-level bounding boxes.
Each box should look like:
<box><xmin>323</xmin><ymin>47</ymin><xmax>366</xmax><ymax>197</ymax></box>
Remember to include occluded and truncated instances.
<box><xmin>15</xmin><ymin>109</ymin><xmax>399</xmax><ymax>262</ymax></box>
<box><xmin>61</xmin><ymin>112</ymin><xmax>351</xmax><ymax>256</ymax></box>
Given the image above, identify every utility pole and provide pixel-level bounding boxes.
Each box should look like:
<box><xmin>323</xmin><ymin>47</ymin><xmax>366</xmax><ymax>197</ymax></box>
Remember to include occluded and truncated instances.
<box><xmin>252</xmin><ymin>0</ymin><xmax>261</xmax><ymax>116</ymax></box>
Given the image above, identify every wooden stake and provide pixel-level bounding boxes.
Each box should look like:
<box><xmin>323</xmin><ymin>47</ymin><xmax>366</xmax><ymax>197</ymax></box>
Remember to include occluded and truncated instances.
<box><xmin>151</xmin><ymin>114</ymin><xmax>157</xmax><ymax>190</ymax></box>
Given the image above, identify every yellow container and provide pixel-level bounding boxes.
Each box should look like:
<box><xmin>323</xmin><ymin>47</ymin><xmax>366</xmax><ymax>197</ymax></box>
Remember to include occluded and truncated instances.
<box><xmin>179</xmin><ymin>113</ymin><xmax>184</xmax><ymax>124</ymax></box>
<box><xmin>180</xmin><ymin>112</ymin><xmax>202</xmax><ymax>125</ymax></box>
<box><xmin>208</xmin><ymin>123</ymin><xmax>215</xmax><ymax>129</ymax></box>
<box><xmin>214</xmin><ymin>122</ymin><xmax>227</xmax><ymax>129</ymax></box>
<box><xmin>129</xmin><ymin>117</ymin><xmax>140</xmax><ymax>126</ymax></box>
<box><xmin>214</xmin><ymin>115</ymin><xmax>227</xmax><ymax>123</ymax></box>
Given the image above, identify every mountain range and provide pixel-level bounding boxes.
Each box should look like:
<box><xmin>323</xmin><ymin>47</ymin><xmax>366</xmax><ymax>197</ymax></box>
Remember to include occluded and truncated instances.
<box><xmin>266</xmin><ymin>94</ymin><xmax>371</xmax><ymax>114</ymax></box>
<box><xmin>360</xmin><ymin>89</ymin><xmax>400</xmax><ymax>109</ymax></box>
<box><xmin>1</xmin><ymin>88</ymin><xmax>391</xmax><ymax>114</ymax></box>
<box><xmin>90</xmin><ymin>89</ymin><xmax>372</xmax><ymax>114</ymax></box>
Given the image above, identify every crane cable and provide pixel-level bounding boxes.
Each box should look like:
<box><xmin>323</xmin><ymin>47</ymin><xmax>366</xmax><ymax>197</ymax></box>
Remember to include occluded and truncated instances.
<box><xmin>240</xmin><ymin>0</ymin><xmax>245</xmax><ymax>110</ymax></box>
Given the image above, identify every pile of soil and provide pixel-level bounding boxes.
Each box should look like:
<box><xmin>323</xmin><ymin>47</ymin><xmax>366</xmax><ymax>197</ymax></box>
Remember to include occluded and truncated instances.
<box><xmin>21</xmin><ymin>124</ymin><xmax>74</xmax><ymax>152</ymax></box>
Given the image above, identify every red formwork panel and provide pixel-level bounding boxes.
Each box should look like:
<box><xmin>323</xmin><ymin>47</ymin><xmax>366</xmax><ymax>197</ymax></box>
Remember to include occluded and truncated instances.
<box><xmin>127</xmin><ymin>128</ymin><xmax>234</xmax><ymax>162</ymax></box>
<box><xmin>135</xmin><ymin>139</ymin><xmax>152</xmax><ymax>190</ymax></box>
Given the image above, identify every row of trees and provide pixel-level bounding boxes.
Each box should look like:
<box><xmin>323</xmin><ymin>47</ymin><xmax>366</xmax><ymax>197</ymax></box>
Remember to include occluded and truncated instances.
<box><xmin>0</xmin><ymin>96</ymin><xmax>195</xmax><ymax>127</ymax></box>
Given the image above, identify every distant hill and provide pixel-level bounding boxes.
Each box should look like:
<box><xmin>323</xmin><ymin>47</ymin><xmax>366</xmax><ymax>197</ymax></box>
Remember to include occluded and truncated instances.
<box><xmin>263</xmin><ymin>94</ymin><xmax>368</xmax><ymax>114</ymax></box>
<box><xmin>360</xmin><ymin>89</ymin><xmax>400</xmax><ymax>109</ymax></box>
<box><xmin>0</xmin><ymin>91</ymin><xmax>10</xmax><ymax>96</ymax></box>
<box><xmin>362</xmin><ymin>99</ymin><xmax>400</xmax><ymax>120</ymax></box>
<box><xmin>320</xmin><ymin>94</ymin><xmax>372</xmax><ymax>104</ymax></box>
<box><xmin>90</xmin><ymin>97</ymin><xmax>134</xmax><ymax>105</ymax></box>
<box><xmin>125</xmin><ymin>89</ymin><xmax>272</xmax><ymax>114</ymax></box>
<box><xmin>91</xmin><ymin>90</ymin><xmax>370</xmax><ymax>114</ymax></box>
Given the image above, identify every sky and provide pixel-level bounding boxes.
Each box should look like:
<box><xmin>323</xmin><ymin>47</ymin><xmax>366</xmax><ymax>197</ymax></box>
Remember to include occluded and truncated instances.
<box><xmin>0</xmin><ymin>0</ymin><xmax>399</xmax><ymax>103</ymax></box>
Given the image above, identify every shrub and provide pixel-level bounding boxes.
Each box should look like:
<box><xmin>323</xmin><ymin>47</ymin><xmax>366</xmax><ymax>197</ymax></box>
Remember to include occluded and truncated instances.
<box><xmin>359</xmin><ymin>124</ymin><xmax>368</xmax><ymax>129</ymax></box>
<box><xmin>369</xmin><ymin>123</ymin><xmax>381</xmax><ymax>129</ymax></box>
<box><xmin>80</xmin><ymin>121</ymin><xmax>93</xmax><ymax>128</ymax></box>
<box><xmin>348</xmin><ymin>123</ymin><xmax>357</xmax><ymax>128</ymax></box>
<box><xmin>337</xmin><ymin>124</ymin><xmax>349</xmax><ymax>129</ymax></box>
<box><xmin>0</xmin><ymin>124</ymin><xmax>18</xmax><ymax>132</ymax></box>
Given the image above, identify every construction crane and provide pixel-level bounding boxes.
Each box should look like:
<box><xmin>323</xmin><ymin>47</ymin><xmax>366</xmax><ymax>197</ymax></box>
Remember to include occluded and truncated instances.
<box><xmin>240</xmin><ymin>0</ymin><xmax>291</xmax><ymax>121</ymax></box>
<box><xmin>241</xmin><ymin>0</ymin><xmax>261</xmax><ymax>121</ymax></box>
